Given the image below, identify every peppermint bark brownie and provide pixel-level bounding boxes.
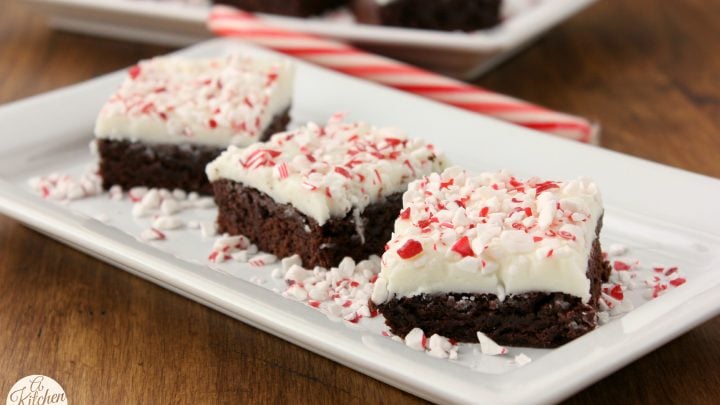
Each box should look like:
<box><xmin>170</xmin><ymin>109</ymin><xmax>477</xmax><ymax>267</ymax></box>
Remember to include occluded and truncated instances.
<box><xmin>206</xmin><ymin>118</ymin><xmax>447</xmax><ymax>268</ymax></box>
<box><xmin>212</xmin><ymin>0</ymin><xmax>347</xmax><ymax>17</ymax></box>
<box><xmin>95</xmin><ymin>54</ymin><xmax>294</xmax><ymax>194</ymax></box>
<box><xmin>352</xmin><ymin>0</ymin><xmax>502</xmax><ymax>32</ymax></box>
<box><xmin>371</xmin><ymin>168</ymin><xmax>611</xmax><ymax>348</ymax></box>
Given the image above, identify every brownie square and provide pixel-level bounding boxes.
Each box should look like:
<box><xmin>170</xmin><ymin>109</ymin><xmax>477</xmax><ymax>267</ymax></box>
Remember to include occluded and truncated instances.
<box><xmin>206</xmin><ymin>119</ymin><xmax>447</xmax><ymax>268</ymax></box>
<box><xmin>94</xmin><ymin>54</ymin><xmax>294</xmax><ymax>193</ymax></box>
<box><xmin>371</xmin><ymin>168</ymin><xmax>610</xmax><ymax>348</ymax></box>
<box><xmin>353</xmin><ymin>0</ymin><xmax>502</xmax><ymax>32</ymax></box>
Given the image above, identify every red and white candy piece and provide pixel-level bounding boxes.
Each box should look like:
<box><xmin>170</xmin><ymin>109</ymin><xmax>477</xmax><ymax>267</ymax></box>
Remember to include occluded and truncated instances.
<box><xmin>476</xmin><ymin>332</ymin><xmax>508</xmax><ymax>356</ymax></box>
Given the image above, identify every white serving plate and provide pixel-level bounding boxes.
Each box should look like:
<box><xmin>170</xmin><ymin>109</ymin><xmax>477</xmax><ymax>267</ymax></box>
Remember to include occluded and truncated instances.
<box><xmin>26</xmin><ymin>0</ymin><xmax>596</xmax><ymax>79</ymax></box>
<box><xmin>1</xmin><ymin>39</ymin><xmax>720</xmax><ymax>403</ymax></box>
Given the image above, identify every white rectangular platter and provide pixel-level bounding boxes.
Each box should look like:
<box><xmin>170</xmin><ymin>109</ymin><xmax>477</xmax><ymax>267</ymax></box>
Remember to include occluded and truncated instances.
<box><xmin>26</xmin><ymin>0</ymin><xmax>596</xmax><ymax>78</ymax></box>
<box><xmin>1</xmin><ymin>39</ymin><xmax>720</xmax><ymax>403</ymax></box>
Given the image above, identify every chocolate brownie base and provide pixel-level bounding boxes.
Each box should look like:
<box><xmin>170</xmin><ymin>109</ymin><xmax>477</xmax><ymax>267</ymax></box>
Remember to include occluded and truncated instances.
<box><xmin>353</xmin><ymin>0</ymin><xmax>501</xmax><ymax>32</ymax></box>
<box><xmin>212</xmin><ymin>179</ymin><xmax>403</xmax><ymax>268</ymax></box>
<box><xmin>375</xmin><ymin>219</ymin><xmax>611</xmax><ymax>348</ymax></box>
<box><xmin>213</xmin><ymin>0</ymin><xmax>346</xmax><ymax>17</ymax></box>
<box><xmin>97</xmin><ymin>108</ymin><xmax>290</xmax><ymax>194</ymax></box>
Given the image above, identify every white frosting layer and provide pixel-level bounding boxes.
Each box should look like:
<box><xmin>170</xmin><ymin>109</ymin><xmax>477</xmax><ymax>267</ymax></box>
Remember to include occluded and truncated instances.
<box><xmin>95</xmin><ymin>54</ymin><xmax>294</xmax><ymax>147</ymax></box>
<box><xmin>206</xmin><ymin>116</ymin><xmax>447</xmax><ymax>225</ymax></box>
<box><xmin>374</xmin><ymin>168</ymin><xmax>604</xmax><ymax>303</ymax></box>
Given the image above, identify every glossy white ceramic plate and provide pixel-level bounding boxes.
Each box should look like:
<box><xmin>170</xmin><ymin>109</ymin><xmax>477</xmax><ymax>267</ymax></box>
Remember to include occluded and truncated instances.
<box><xmin>26</xmin><ymin>0</ymin><xmax>596</xmax><ymax>78</ymax></box>
<box><xmin>0</xmin><ymin>39</ymin><xmax>719</xmax><ymax>404</ymax></box>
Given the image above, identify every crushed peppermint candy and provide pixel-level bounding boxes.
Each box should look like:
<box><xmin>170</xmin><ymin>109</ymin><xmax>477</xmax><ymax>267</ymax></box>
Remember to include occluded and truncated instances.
<box><xmin>206</xmin><ymin>116</ymin><xmax>447</xmax><ymax>226</ymax></box>
<box><xmin>139</xmin><ymin>228</ymin><xmax>166</xmax><ymax>242</ymax></box>
<box><xmin>94</xmin><ymin>54</ymin><xmax>294</xmax><ymax>147</ymax></box>
<box><xmin>278</xmin><ymin>255</ymin><xmax>382</xmax><ymax>325</ymax></box>
<box><xmin>476</xmin><ymin>332</ymin><xmax>508</xmax><ymax>356</ymax></box>
<box><xmin>377</xmin><ymin>168</ymin><xmax>604</xmax><ymax>304</ymax></box>
<box><xmin>399</xmin><ymin>328</ymin><xmax>458</xmax><ymax>359</ymax></box>
<box><xmin>29</xmin><ymin>170</ymin><xmax>103</xmax><ymax>202</ymax></box>
<box><xmin>598</xmin><ymin>245</ymin><xmax>686</xmax><ymax>323</ymax></box>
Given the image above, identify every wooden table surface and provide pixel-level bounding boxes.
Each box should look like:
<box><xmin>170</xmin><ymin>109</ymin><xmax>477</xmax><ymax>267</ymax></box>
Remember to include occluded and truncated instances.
<box><xmin>1</xmin><ymin>0</ymin><xmax>719</xmax><ymax>403</ymax></box>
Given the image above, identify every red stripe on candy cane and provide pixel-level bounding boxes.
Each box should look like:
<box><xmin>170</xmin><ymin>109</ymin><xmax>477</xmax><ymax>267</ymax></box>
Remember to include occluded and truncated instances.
<box><xmin>208</xmin><ymin>6</ymin><xmax>598</xmax><ymax>143</ymax></box>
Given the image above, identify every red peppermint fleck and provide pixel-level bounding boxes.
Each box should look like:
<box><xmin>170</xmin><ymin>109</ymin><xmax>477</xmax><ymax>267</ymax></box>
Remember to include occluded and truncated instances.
<box><xmin>421</xmin><ymin>334</ymin><xmax>427</xmax><ymax>349</ymax></box>
<box><xmin>451</xmin><ymin>236</ymin><xmax>475</xmax><ymax>257</ymax></box>
<box><xmin>342</xmin><ymin>300</ymin><xmax>352</xmax><ymax>308</ymax></box>
<box><xmin>374</xmin><ymin>169</ymin><xmax>382</xmax><ymax>184</ymax></box>
<box><xmin>613</xmin><ymin>260</ymin><xmax>631</xmax><ymax>271</ymax></box>
<box><xmin>208</xmin><ymin>251</ymin><xmax>219</xmax><ymax>262</ymax></box>
<box><xmin>325</xmin><ymin>187</ymin><xmax>333</xmax><ymax>198</ymax></box>
<box><xmin>608</xmin><ymin>285</ymin><xmax>624</xmax><ymax>301</ymax></box>
<box><xmin>266</xmin><ymin>71</ymin><xmax>278</xmax><ymax>84</ymax></box>
<box><xmin>128</xmin><ymin>65</ymin><xmax>141</xmax><ymax>79</ymax></box>
<box><xmin>400</xmin><ymin>208</ymin><xmax>411</xmax><ymax>220</ymax></box>
<box><xmin>348</xmin><ymin>314</ymin><xmax>362</xmax><ymax>324</ymax></box>
<box><xmin>397</xmin><ymin>239</ymin><xmax>423</xmax><ymax>259</ymax></box>
<box><xmin>350</xmin><ymin>281</ymin><xmax>360</xmax><ymax>288</ymax></box>
<box><xmin>382</xmin><ymin>331</ymin><xmax>390</xmax><ymax>337</ymax></box>
<box><xmin>480</xmin><ymin>207</ymin><xmax>490</xmax><ymax>217</ymax></box>
<box><xmin>653</xmin><ymin>267</ymin><xmax>665</xmax><ymax>273</ymax></box>
<box><xmin>369</xmin><ymin>274</ymin><xmax>378</xmax><ymax>284</ymax></box>
<box><xmin>276</xmin><ymin>162</ymin><xmax>289</xmax><ymax>179</ymax></box>
<box><xmin>533</xmin><ymin>236</ymin><xmax>543</xmax><ymax>243</ymax></box>
<box><xmin>151</xmin><ymin>228</ymin><xmax>166</xmax><ymax>240</ymax></box>
<box><xmin>652</xmin><ymin>283</ymin><xmax>668</xmax><ymax>298</ymax></box>
<box><xmin>491</xmin><ymin>184</ymin><xmax>499</xmax><ymax>190</ymax></box>
<box><xmin>440</xmin><ymin>179</ymin><xmax>454</xmax><ymax>189</ymax></box>
<box><xmin>665</xmin><ymin>267</ymin><xmax>678</xmax><ymax>276</ymax></box>
<box><xmin>559</xmin><ymin>230</ymin><xmax>576</xmax><ymax>240</ymax></box>
<box><xmin>546</xmin><ymin>249</ymin><xmax>554</xmax><ymax>258</ymax></box>
<box><xmin>670</xmin><ymin>278</ymin><xmax>686</xmax><ymax>287</ymax></box>
<box><xmin>334</xmin><ymin>166</ymin><xmax>351</xmax><ymax>178</ymax></box>
<box><xmin>417</xmin><ymin>217</ymin><xmax>438</xmax><ymax>229</ymax></box>
<box><xmin>509</xmin><ymin>178</ymin><xmax>523</xmax><ymax>188</ymax></box>
<box><xmin>535</xmin><ymin>181</ymin><xmax>560</xmax><ymax>195</ymax></box>
<box><xmin>524</xmin><ymin>207</ymin><xmax>533</xmax><ymax>217</ymax></box>
<box><xmin>384</xmin><ymin>137</ymin><xmax>404</xmax><ymax>147</ymax></box>
<box><xmin>370</xmin><ymin>309</ymin><xmax>379</xmax><ymax>318</ymax></box>
<box><xmin>308</xmin><ymin>301</ymin><xmax>321</xmax><ymax>308</ymax></box>
<box><xmin>208</xmin><ymin>118</ymin><xmax>218</xmax><ymax>129</ymax></box>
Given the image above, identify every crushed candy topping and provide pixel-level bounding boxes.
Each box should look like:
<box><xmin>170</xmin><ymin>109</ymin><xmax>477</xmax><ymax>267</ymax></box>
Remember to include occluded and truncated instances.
<box><xmin>376</xmin><ymin>168</ymin><xmax>604</xmax><ymax>303</ymax></box>
<box><xmin>206</xmin><ymin>116</ymin><xmax>447</xmax><ymax>225</ymax></box>
<box><xmin>95</xmin><ymin>54</ymin><xmax>293</xmax><ymax>146</ymax></box>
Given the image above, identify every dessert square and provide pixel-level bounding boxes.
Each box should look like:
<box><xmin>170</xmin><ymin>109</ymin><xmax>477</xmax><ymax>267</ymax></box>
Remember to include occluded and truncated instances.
<box><xmin>212</xmin><ymin>0</ymin><xmax>347</xmax><ymax>17</ymax></box>
<box><xmin>95</xmin><ymin>54</ymin><xmax>294</xmax><ymax>194</ymax></box>
<box><xmin>206</xmin><ymin>117</ymin><xmax>447</xmax><ymax>268</ymax></box>
<box><xmin>371</xmin><ymin>168</ymin><xmax>610</xmax><ymax>348</ymax></box>
<box><xmin>352</xmin><ymin>0</ymin><xmax>502</xmax><ymax>32</ymax></box>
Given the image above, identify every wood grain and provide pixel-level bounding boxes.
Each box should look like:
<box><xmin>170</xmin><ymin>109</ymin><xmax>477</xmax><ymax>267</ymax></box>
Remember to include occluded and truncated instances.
<box><xmin>1</xmin><ymin>0</ymin><xmax>719</xmax><ymax>403</ymax></box>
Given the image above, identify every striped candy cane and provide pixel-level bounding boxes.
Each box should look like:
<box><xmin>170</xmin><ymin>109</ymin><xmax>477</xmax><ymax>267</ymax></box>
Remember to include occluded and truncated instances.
<box><xmin>208</xmin><ymin>5</ymin><xmax>597</xmax><ymax>143</ymax></box>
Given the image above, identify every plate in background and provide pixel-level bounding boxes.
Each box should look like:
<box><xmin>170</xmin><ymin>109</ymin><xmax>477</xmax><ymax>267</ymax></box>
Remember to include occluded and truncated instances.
<box><xmin>26</xmin><ymin>0</ymin><xmax>596</xmax><ymax>79</ymax></box>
